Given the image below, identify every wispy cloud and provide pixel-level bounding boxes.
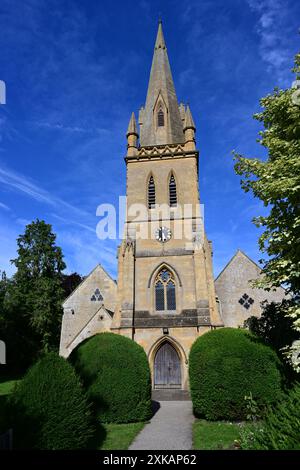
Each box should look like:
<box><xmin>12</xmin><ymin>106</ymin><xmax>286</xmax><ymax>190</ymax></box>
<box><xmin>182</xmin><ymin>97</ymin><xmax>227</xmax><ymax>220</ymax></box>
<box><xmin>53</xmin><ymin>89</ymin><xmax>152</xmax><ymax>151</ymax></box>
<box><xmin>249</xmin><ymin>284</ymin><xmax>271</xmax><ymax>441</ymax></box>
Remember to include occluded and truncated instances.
<box><xmin>0</xmin><ymin>202</ymin><xmax>10</xmax><ymax>211</ymax></box>
<box><xmin>0</xmin><ymin>166</ymin><xmax>56</xmax><ymax>205</ymax></box>
<box><xmin>32</xmin><ymin>121</ymin><xmax>110</xmax><ymax>136</ymax></box>
<box><xmin>247</xmin><ymin>0</ymin><xmax>298</xmax><ymax>85</ymax></box>
<box><xmin>55</xmin><ymin>228</ymin><xmax>118</xmax><ymax>278</ymax></box>
<box><xmin>0</xmin><ymin>162</ymin><xmax>120</xmax><ymax>275</ymax></box>
<box><xmin>0</xmin><ymin>165</ymin><xmax>93</xmax><ymax>219</ymax></box>
<box><xmin>0</xmin><ymin>0</ymin><xmax>298</xmax><ymax>280</ymax></box>
<box><xmin>50</xmin><ymin>213</ymin><xmax>95</xmax><ymax>234</ymax></box>
<box><xmin>15</xmin><ymin>217</ymin><xmax>32</xmax><ymax>227</ymax></box>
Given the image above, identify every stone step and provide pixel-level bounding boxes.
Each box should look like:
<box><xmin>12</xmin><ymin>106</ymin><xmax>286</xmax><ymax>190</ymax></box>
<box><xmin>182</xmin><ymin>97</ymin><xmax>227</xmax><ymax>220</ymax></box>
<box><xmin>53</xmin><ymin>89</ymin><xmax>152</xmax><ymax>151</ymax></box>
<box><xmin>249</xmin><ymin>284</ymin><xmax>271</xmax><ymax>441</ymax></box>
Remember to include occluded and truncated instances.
<box><xmin>152</xmin><ymin>389</ymin><xmax>190</xmax><ymax>401</ymax></box>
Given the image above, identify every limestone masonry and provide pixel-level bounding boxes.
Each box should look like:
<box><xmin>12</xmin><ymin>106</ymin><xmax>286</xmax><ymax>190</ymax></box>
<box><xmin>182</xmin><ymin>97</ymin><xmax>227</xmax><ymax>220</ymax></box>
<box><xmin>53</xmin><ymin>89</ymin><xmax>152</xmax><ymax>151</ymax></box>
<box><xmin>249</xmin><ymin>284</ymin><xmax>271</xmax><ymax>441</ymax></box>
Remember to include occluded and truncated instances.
<box><xmin>59</xmin><ymin>22</ymin><xmax>286</xmax><ymax>391</ymax></box>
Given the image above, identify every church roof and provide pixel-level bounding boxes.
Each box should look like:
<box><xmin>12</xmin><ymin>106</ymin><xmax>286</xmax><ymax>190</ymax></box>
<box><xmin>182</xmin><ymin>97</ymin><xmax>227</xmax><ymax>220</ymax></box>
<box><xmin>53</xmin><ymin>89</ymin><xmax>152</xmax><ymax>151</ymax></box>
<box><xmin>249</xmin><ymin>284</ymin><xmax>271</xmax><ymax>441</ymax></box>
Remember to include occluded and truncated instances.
<box><xmin>214</xmin><ymin>249</ymin><xmax>262</xmax><ymax>282</ymax></box>
<box><xmin>62</xmin><ymin>263</ymin><xmax>116</xmax><ymax>306</ymax></box>
<box><xmin>139</xmin><ymin>21</ymin><xmax>184</xmax><ymax>146</ymax></box>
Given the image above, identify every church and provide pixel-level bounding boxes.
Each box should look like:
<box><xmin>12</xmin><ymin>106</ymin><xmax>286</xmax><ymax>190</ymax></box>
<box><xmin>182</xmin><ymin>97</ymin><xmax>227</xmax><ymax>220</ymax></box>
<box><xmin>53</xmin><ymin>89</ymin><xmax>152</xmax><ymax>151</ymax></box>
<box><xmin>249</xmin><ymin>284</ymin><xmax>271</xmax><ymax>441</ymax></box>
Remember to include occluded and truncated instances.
<box><xmin>59</xmin><ymin>22</ymin><xmax>286</xmax><ymax>394</ymax></box>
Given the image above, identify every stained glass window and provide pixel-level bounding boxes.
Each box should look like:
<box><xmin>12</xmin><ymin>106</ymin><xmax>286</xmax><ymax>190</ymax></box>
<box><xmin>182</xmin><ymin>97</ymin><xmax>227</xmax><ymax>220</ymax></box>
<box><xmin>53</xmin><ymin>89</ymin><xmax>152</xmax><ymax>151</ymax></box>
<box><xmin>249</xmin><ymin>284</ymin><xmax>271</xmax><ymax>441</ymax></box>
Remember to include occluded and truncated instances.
<box><xmin>155</xmin><ymin>281</ymin><xmax>164</xmax><ymax>310</ymax></box>
<box><xmin>154</xmin><ymin>268</ymin><xmax>176</xmax><ymax>312</ymax></box>
<box><xmin>167</xmin><ymin>281</ymin><xmax>176</xmax><ymax>310</ymax></box>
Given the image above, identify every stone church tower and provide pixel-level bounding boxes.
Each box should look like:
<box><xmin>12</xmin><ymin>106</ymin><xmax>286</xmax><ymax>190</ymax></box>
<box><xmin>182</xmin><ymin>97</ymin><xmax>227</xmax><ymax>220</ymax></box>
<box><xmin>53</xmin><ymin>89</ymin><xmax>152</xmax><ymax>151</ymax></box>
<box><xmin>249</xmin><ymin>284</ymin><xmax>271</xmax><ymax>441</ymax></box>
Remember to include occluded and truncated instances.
<box><xmin>109</xmin><ymin>21</ymin><xmax>223</xmax><ymax>391</ymax></box>
<box><xmin>60</xmin><ymin>22</ymin><xmax>224</xmax><ymax>392</ymax></box>
<box><xmin>60</xmin><ymin>21</ymin><xmax>287</xmax><ymax>392</ymax></box>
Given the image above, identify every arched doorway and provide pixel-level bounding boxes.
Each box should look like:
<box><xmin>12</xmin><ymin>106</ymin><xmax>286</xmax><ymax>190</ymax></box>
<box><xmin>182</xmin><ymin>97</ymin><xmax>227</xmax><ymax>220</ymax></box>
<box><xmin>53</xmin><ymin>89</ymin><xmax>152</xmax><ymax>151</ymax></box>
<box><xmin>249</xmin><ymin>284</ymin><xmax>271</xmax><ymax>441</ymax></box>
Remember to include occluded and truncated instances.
<box><xmin>154</xmin><ymin>342</ymin><xmax>181</xmax><ymax>389</ymax></box>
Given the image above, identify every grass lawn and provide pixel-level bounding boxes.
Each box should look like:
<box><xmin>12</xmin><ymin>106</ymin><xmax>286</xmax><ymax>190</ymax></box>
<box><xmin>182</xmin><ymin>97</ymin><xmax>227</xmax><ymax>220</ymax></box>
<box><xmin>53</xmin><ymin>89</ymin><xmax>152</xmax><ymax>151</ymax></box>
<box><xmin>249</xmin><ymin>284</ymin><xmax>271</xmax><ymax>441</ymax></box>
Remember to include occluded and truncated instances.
<box><xmin>0</xmin><ymin>379</ymin><xmax>20</xmax><ymax>396</ymax></box>
<box><xmin>193</xmin><ymin>419</ymin><xmax>243</xmax><ymax>450</ymax></box>
<box><xmin>94</xmin><ymin>422</ymin><xmax>145</xmax><ymax>450</ymax></box>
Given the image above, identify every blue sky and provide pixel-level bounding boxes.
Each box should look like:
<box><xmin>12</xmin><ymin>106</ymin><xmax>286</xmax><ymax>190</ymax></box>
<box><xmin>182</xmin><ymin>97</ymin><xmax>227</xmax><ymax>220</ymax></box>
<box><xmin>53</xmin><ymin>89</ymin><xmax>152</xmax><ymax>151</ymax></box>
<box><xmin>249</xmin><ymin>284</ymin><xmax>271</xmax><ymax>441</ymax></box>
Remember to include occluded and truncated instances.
<box><xmin>0</xmin><ymin>0</ymin><xmax>299</xmax><ymax>279</ymax></box>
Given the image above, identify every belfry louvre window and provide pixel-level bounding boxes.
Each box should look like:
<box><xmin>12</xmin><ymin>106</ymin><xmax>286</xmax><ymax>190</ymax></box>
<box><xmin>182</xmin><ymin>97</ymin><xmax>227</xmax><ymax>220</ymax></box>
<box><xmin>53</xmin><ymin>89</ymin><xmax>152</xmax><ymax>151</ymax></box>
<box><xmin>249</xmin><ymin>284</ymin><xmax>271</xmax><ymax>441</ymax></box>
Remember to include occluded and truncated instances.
<box><xmin>157</xmin><ymin>109</ymin><xmax>164</xmax><ymax>127</ymax></box>
<box><xmin>155</xmin><ymin>268</ymin><xmax>176</xmax><ymax>311</ymax></box>
<box><xmin>148</xmin><ymin>175</ymin><xmax>156</xmax><ymax>209</ymax></box>
<box><xmin>169</xmin><ymin>174</ymin><xmax>177</xmax><ymax>206</ymax></box>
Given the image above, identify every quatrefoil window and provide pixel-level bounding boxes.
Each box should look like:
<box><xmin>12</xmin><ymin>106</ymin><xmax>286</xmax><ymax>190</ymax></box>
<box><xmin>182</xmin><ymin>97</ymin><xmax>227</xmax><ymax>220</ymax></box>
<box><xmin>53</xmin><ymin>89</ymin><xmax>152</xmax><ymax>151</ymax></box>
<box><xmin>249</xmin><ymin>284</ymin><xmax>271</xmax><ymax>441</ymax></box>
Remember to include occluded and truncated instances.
<box><xmin>91</xmin><ymin>288</ymin><xmax>103</xmax><ymax>302</ymax></box>
<box><xmin>238</xmin><ymin>293</ymin><xmax>254</xmax><ymax>310</ymax></box>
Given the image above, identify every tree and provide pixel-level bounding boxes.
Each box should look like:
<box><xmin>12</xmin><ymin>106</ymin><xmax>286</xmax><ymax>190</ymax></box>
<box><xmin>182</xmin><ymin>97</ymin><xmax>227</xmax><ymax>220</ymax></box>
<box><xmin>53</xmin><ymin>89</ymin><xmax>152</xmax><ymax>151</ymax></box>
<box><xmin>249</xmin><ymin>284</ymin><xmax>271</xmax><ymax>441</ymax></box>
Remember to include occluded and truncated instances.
<box><xmin>234</xmin><ymin>53</ymin><xmax>300</xmax><ymax>370</ymax></box>
<box><xmin>0</xmin><ymin>271</ymin><xmax>9</xmax><ymax>362</ymax></box>
<box><xmin>10</xmin><ymin>353</ymin><xmax>94</xmax><ymax>449</ymax></box>
<box><xmin>0</xmin><ymin>271</ymin><xmax>8</xmax><ymax>306</ymax></box>
<box><xmin>244</xmin><ymin>299</ymin><xmax>300</xmax><ymax>370</ymax></box>
<box><xmin>61</xmin><ymin>272</ymin><xmax>83</xmax><ymax>299</ymax></box>
<box><xmin>0</xmin><ymin>271</ymin><xmax>8</xmax><ymax>328</ymax></box>
<box><xmin>4</xmin><ymin>220</ymin><xmax>66</xmax><ymax>363</ymax></box>
<box><xmin>244</xmin><ymin>300</ymin><xmax>299</xmax><ymax>354</ymax></box>
<box><xmin>240</xmin><ymin>384</ymin><xmax>300</xmax><ymax>450</ymax></box>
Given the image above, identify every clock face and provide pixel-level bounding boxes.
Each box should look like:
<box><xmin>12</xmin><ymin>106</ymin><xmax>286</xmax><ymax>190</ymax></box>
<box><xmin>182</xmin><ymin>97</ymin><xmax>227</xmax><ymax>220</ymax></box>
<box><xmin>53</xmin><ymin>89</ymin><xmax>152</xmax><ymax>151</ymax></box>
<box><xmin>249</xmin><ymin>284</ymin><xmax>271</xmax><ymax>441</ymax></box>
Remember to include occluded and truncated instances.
<box><xmin>155</xmin><ymin>226</ymin><xmax>172</xmax><ymax>243</ymax></box>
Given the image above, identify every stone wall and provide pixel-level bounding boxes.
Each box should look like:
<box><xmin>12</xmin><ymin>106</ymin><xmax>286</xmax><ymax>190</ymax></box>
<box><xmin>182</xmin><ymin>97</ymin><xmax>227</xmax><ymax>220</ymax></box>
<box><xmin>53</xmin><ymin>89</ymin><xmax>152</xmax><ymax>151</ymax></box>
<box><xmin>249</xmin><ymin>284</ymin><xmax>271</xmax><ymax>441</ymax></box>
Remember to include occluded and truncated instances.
<box><xmin>59</xmin><ymin>264</ymin><xmax>117</xmax><ymax>357</ymax></box>
<box><xmin>215</xmin><ymin>250</ymin><xmax>287</xmax><ymax>328</ymax></box>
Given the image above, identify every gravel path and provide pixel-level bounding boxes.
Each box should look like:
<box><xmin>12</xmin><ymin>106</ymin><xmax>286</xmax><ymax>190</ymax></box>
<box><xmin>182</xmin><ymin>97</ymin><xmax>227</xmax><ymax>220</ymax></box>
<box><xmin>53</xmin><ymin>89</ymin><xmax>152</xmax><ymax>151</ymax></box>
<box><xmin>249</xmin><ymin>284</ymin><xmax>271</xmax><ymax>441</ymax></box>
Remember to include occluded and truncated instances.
<box><xmin>129</xmin><ymin>401</ymin><xmax>194</xmax><ymax>450</ymax></box>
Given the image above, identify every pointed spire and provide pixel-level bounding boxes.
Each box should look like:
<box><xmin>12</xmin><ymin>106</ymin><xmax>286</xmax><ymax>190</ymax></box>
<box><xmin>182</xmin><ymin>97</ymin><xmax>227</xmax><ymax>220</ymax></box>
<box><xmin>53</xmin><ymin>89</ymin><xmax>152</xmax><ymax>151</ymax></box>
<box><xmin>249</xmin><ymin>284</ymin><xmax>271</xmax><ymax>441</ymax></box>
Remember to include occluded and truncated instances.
<box><xmin>139</xmin><ymin>21</ymin><xmax>184</xmax><ymax>146</ymax></box>
<box><xmin>183</xmin><ymin>105</ymin><xmax>196</xmax><ymax>131</ymax></box>
<box><xmin>126</xmin><ymin>112</ymin><xmax>138</xmax><ymax>157</ymax></box>
<box><xmin>155</xmin><ymin>20</ymin><xmax>166</xmax><ymax>50</ymax></box>
<box><xmin>183</xmin><ymin>105</ymin><xmax>196</xmax><ymax>151</ymax></box>
<box><xmin>126</xmin><ymin>112</ymin><xmax>138</xmax><ymax>137</ymax></box>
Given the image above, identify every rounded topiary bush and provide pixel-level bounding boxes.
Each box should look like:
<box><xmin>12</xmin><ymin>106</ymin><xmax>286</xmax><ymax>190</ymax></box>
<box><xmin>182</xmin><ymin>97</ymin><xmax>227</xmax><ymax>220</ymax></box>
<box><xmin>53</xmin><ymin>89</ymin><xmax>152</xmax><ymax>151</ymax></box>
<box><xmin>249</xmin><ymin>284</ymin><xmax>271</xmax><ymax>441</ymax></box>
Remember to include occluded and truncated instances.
<box><xmin>10</xmin><ymin>352</ymin><xmax>94</xmax><ymax>449</ymax></box>
<box><xmin>70</xmin><ymin>333</ymin><xmax>152</xmax><ymax>424</ymax></box>
<box><xmin>189</xmin><ymin>328</ymin><xmax>283</xmax><ymax>421</ymax></box>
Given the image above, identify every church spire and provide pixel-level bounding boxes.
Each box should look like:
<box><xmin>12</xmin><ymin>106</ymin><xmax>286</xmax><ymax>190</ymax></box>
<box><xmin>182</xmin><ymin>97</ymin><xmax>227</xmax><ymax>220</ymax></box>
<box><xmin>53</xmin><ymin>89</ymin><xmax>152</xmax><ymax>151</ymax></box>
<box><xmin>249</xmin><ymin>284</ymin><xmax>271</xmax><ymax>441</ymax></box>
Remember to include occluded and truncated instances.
<box><xmin>154</xmin><ymin>20</ymin><xmax>166</xmax><ymax>50</ymax></box>
<box><xmin>139</xmin><ymin>21</ymin><xmax>184</xmax><ymax>146</ymax></box>
<box><xmin>126</xmin><ymin>112</ymin><xmax>138</xmax><ymax>156</ymax></box>
<box><xmin>183</xmin><ymin>105</ymin><xmax>196</xmax><ymax>131</ymax></box>
<box><xmin>127</xmin><ymin>112</ymin><xmax>138</xmax><ymax>137</ymax></box>
<box><xmin>183</xmin><ymin>105</ymin><xmax>196</xmax><ymax>151</ymax></box>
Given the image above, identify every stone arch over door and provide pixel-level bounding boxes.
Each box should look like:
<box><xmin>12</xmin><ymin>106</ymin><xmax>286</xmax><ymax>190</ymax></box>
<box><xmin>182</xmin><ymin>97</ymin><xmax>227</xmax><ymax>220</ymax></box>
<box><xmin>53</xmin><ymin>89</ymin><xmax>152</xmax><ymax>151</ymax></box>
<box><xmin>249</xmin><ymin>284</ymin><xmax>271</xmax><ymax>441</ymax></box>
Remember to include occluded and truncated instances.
<box><xmin>153</xmin><ymin>340</ymin><xmax>182</xmax><ymax>389</ymax></box>
<box><xmin>148</xmin><ymin>336</ymin><xmax>188</xmax><ymax>390</ymax></box>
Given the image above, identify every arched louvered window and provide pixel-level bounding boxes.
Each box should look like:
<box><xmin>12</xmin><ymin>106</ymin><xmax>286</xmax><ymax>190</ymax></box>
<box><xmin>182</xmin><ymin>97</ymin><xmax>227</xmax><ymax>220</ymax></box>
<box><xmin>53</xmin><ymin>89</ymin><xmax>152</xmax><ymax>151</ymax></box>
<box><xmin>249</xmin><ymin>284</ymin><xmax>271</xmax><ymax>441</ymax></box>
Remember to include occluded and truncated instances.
<box><xmin>169</xmin><ymin>174</ymin><xmax>177</xmax><ymax>207</ymax></box>
<box><xmin>157</xmin><ymin>109</ymin><xmax>164</xmax><ymax>127</ymax></box>
<box><xmin>148</xmin><ymin>175</ymin><xmax>156</xmax><ymax>209</ymax></box>
<box><xmin>155</xmin><ymin>268</ymin><xmax>176</xmax><ymax>311</ymax></box>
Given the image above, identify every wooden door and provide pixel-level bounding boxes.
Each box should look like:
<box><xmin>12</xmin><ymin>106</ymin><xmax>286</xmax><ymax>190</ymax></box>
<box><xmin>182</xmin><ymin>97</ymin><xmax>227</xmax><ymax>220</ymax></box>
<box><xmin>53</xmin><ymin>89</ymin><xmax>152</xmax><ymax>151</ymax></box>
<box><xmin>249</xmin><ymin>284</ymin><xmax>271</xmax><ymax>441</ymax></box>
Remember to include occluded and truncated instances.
<box><xmin>154</xmin><ymin>342</ymin><xmax>181</xmax><ymax>389</ymax></box>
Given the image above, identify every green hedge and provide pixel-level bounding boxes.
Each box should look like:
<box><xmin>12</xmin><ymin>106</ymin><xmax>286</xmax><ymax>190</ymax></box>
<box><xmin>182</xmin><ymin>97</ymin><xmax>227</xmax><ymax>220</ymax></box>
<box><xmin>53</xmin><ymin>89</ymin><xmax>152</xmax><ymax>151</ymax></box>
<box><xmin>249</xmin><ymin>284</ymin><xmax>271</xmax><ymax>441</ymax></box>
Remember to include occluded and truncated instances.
<box><xmin>189</xmin><ymin>328</ymin><xmax>283</xmax><ymax>420</ymax></box>
<box><xmin>9</xmin><ymin>353</ymin><xmax>93</xmax><ymax>449</ymax></box>
<box><xmin>240</xmin><ymin>383</ymin><xmax>300</xmax><ymax>450</ymax></box>
<box><xmin>70</xmin><ymin>333</ymin><xmax>152</xmax><ymax>423</ymax></box>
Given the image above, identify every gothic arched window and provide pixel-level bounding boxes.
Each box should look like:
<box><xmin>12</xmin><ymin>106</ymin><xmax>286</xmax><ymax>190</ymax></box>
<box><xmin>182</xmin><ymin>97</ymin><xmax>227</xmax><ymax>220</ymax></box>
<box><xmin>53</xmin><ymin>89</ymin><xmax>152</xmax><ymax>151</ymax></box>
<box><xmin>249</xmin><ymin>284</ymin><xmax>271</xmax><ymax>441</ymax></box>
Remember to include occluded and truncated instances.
<box><xmin>157</xmin><ymin>109</ymin><xmax>164</xmax><ymax>127</ymax></box>
<box><xmin>148</xmin><ymin>175</ymin><xmax>156</xmax><ymax>209</ymax></box>
<box><xmin>169</xmin><ymin>174</ymin><xmax>177</xmax><ymax>207</ymax></box>
<box><xmin>155</xmin><ymin>268</ymin><xmax>176</xmax><ymax>311</ymax></box>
